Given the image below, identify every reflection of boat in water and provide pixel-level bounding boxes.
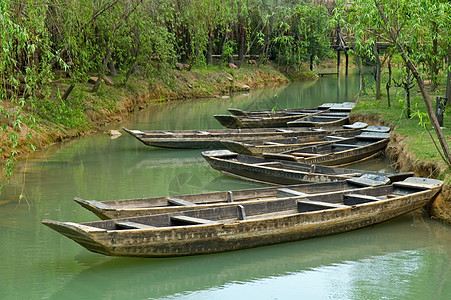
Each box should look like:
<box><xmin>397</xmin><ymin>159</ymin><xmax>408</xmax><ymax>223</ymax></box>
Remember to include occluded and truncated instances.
<box><xmin>48</xmin><ymin>212</ymin><xmax>441</xmax><ymax>300</ymax></box>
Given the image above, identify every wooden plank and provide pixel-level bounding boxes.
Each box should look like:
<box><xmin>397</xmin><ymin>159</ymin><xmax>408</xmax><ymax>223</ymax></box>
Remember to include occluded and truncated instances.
<box><xmin>276</xmin><ymin>129</ymin><xmax>293</xmax><ymax>133</ymax></box>
<box><xmin>297</xmin><ymin>199</ymin><xmax>348</xmax><ymax>212</ymax></box>
<box><xmin>116</xmin><ymin>222</ymin><xmax>157</xmax><ymax>230</ymax></box>
<box><xmin>237</xmin><ymin>205</ymin><xmax>246</xmax><ymax>220</ymax></box>
<box><xmin>171</xmin><ymin>215</ymin><xmax>220</xmax><ymax>225</ymax></box>
<box><xmin>254</xmin><ymin>161</ymin><xmax>283</xmax><ymax>166</ymax></box>
<box><xmin>277</xmin><ymin>188</ymin><xmax>309</xmax><ymax>197</ymax></box>
<box><xmin>167</xmin><ymin>197</ymin><xmax>197</xmax><ymax>206</ymax></box>
<box><xmin>332</xmin><ymin>143</ymin><xmax>360</xmax><ymax>148</ymax></box>
<box><xmin>346</xmin><ymin>174</ymin><xmax>390</xmax><ymax>186</ymax></box>
<box><xmin>290</xmin><ymin>152</ymin><xmax>322</xmax><ymax>157</ymax></box>
<box><xmin>343</xmin><ymin>193</ymin><xmax>381</xmax><ymax>205</ymax></box>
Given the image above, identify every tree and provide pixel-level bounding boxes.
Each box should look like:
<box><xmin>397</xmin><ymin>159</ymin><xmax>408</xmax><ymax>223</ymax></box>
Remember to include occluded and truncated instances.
<box><xmin>335</xmin><ymin>0</ymin><xmax>451</xmax><ymax>165</ymax></box>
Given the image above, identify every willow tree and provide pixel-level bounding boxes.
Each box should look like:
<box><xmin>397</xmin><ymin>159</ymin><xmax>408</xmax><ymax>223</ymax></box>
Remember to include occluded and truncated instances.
<box><xmin>335</xmin><ymin>0</ymin><xmax>451</xmax><ymax>166</ymax></box>
<box><xmin>0</xmin><ymin>1</ymin><xmax>52</xmax><ymax>191</ymax></box>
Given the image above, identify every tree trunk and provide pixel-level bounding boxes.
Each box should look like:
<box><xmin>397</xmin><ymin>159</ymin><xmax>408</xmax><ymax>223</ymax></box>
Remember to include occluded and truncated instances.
<box><xmin>349</xmin><ymin>38</ymin><xmax>365</xmax><ymax>93</ymax></box>
<box><xmin>446</xmin><ymin>50</ymin><xmax>451</xmax><ymax>102</ymax></box>
<box><xmin>206</xmin><ymin>34</ymin><xmax>213</xmax><ymax>65</ymax></box>
<box><xmin>386</xmin><ymin>55</ymin><xmax>392</xmax><ymax>107</ymax></box>
<box><xmin>374</xmin><ymin>0</ymin><xmax>451</xmax><ymax>165</ymax></box>
<box><xmin>372</xmin><ymin>43</ymin><xmax>381</xmax><ymax>99</ymax></box>
<box><xmin>310</xmin><ymin>54</ymin><xmax>314</xmax><ymax>71</ymax></box>
<box><xmin>431</xmin><ymin>22</ymin><xmax>439</xmax><ymax>92</ymax></box>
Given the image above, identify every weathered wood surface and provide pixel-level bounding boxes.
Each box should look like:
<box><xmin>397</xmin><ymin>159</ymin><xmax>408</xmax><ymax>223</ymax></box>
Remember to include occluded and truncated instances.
<box><xmin>220</xmin><ymin>126</ymin><xmax>390</xmax><ymax>157</ymax></box>
<box><xmin>262</xmin><ymin>131</ymin><xmax>390</xmax><ymax>167</ymax></box>
<box><xmin>42</xmin><ymin>177</ymin><xmax>442</xmax><ymax>257</ymax></box>
<box><xmin>201</xmin><ymin>150</ymin><xmax>413</xmax><ymax>185</ymax></box>
<box><xmin>122</xmin><ymin>123</ymin><xmax>368</xmax><ymax>149</ymax></box>
<box><xmin>74</xmin><ymin>174</ymin><xmax>395</xmax><ymax>219</ymax></box>
<box><xmin>287</xmin><ymin>111</ymin><xmax>351</xmax><ymax>128</ymax></box>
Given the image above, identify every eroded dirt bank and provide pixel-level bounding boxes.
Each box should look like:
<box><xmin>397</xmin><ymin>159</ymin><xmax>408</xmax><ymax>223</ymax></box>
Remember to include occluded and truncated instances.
<box><xmin>0</xmin><ymin>66</ymin><xmax>290</xmax><ymax>166</ymax></box>
<box><xmin>351</xmin><ymin>113</ymin><xmax>451</xmax><ymax>225</ymax></box>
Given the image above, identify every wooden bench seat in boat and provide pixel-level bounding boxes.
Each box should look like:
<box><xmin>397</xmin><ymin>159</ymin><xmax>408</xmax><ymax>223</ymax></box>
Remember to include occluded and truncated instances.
<box><xmin>115</xmin><ymin>221</ymin><xmax>157</xmax><ymax>230</ymax></box>
<box><xmin>276</xmin><ymin>129</ymin><xmax>293</xmax><ymax>133</ymax></box>
<box><xmin>332</xmin><ymin>143</ymin><xmax>360</xmax><ymax>149</ymax></box>
<box><xmin>263</xmin><ymin>141</ymin><xmax>284</xmax><ymax>145</ymax></box>
<box><xmin>343</xmin><ymin>193</ymin><xmax>381</xmax><ymax>205</ymax></box>
<box><xmin>277</xmin><ymin>188</ymin><xmax>309</xmax><ymax>197</ymax></box>
<box><xmin>167</xmin><ymin>197</ymin><xmax>196</xmax><ymax>206</ymax></box>
<box><xmin>297</xmin><ymin>199</ymin><xmax>348</xmax><ymax>212</ymax></box>
<box><xmin>171</xmin><ymin>215</ymin><xmax>221</xmax><ymax>225</ymax></box>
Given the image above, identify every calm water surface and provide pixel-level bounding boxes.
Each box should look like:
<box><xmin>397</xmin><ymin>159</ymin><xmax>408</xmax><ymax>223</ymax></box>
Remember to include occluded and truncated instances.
<box><xmin>1</xmin><ymin>73</ymin><xmax>450</xmax><ymax>299</ymax></box>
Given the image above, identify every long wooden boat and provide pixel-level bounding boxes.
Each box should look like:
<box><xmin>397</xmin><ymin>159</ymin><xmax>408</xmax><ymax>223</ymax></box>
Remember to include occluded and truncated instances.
<box><xmin>214</xmin><ymin>109</ymin><xmax>323</xmax><ymax>129</ymax></box>
<box><xmin>74</xmin><ymin>174</ymin><xmax>395</xmax><ymax>219</ymax></box>
<box><xmin>262</xmin><ymin>131</ymin><xmax>390</xmax><ymax>167</ymax></box>
<box><xmin>228</xmin><ymin>102</ymin><xmax>355</xmax><ymax>117</ymax></box>
<box><xmin>287</xmin><ymin>111</ymin><xmax>350</xmax><ymax>127</ymax></box>
<box><xmin>221</xmin><ymin>126</ymin><xmax>390</xmax><ymax>156</ymax></box>
<box><xmin>42</xmin><ymin>177</ymin><xmax>442</xmax><ymax>257</ymax></box>
<box><xmin>122</xmin><ymin>122</ymin><xmax>368</xmax><ymax>149</ymax></box>
<box><xmin>202</xmin><ymin>150</ymin><xmax>413</xmax><ymax>185</ymax></box>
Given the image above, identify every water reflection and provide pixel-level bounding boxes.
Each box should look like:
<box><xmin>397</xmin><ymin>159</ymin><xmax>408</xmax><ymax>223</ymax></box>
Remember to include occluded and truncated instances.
<box><xmin>48</xmin><ymin>212</ymin><xmax>450</xmax><ymax>300</ymax></box>
<box><xmin>1</xmin><ymin>72</ymin><xmax>451</xmax><ymax>300</ymax></box>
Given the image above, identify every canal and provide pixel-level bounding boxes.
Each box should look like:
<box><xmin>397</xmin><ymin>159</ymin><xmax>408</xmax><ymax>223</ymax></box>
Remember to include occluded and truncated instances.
<box><xmin>1</xmin><ymin>71</ymin><xmax>450</xmax><ymax>299</ymax></box>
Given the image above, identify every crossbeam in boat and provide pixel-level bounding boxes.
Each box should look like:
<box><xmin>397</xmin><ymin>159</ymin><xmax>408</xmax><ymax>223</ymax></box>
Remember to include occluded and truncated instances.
<box><xmin>297</xmin><ymin>199</ymin><xmax>348</xmax><ymax>212</ymax></box>
<box><xmin>171</xmin><ymin>215</ymin><xmax>220</xmax><ymax>225</ymax></box>
<box><xmin>167</xmin><ymin>197</ymin><xmax>196</xmax><ymax>206</ymax></box>
<box><xmin>343</xmin><ymin>194</ymin><xmax>381</xmax><ymax>205</ymax></box>
<box><xmin>115</xmin><ymin>222</ymin><xmax>157</xmax><ymax>230</ymax></box>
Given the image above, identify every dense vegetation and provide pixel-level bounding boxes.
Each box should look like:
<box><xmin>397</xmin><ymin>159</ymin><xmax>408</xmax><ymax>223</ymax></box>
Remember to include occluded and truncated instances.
<box><xmin>0</xmin><ymin>0</ymin><xmax>333</xmax><ymax>189</ymax></box>
<box><xmin>335</xmin><ymin>0</ymin><xmax>451</xmax><ymax>166</ymax></box>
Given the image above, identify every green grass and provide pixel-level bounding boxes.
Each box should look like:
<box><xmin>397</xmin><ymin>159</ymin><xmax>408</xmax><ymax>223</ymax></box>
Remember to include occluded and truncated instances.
<box><xmin>353</xmin><ymin>82</ymin><xmax>451</xmax><ymax>168</ymax></box>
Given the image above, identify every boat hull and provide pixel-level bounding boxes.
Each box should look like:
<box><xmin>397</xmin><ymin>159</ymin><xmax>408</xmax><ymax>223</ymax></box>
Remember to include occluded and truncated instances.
<box><xmin>202</xmin><ymin>150</ymin><xmax>412</xmax><ymax>185</ymax></box>
<box><xmin>42</xmin><ymin>181</ymin><xmax>441</xmax><ymax>257</ymax></box>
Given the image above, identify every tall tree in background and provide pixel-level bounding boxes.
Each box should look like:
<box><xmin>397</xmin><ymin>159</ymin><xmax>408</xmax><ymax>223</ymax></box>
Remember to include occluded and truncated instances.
<box><xmin>335</xmin><ymin>0</ymin><xmax>451</xmax><ymax>165</ymax></box>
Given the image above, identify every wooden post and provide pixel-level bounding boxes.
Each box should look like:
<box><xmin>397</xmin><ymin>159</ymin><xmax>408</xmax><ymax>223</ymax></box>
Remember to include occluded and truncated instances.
<box><xmin>337</xmin><ymin>49</ymin><xmax>341</xmax><ymax>76</ymax></box>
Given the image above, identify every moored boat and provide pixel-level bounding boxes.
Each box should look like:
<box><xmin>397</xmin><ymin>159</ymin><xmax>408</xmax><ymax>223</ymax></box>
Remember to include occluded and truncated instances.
<box><xmin>42</xmin><ymin>177</ymin><xmax>442</xmax><ymax>257</ymax></box>
<box><xmin>287</xmin><ymin>111</ymin><xmax>350</xmax><ymax>127</ymax></box>
<box><xmin>214</xmin><ymin>109</ymin><xmax>322</xmax><ymax>129</ymax></box>
<box><xmin>227</xmin><ymin>102</ymin><xmax>355</xmax><ymax>117</ymax></box>
<box><xmin>201</xmin><ymin>149</ymin><xmax>413</xmax><ymax>185</ymax></box>
<box><xmin>262</xmin><ymin>131</ymin><xmax>390</xmax><ymax>167</ymax></box>
<box><xmin>74</xmin><ymin>174</ymin><xmax>394</xmax><ymax>219</ymax></box>
<box><xmin>221</xmin><ymin>125</ymin><xmax>390</xmax><ymax>156</ymax></box>
<box><xmin>122</xmin><ymin>122</ymin><xmax>368</xmax><ymax>149</ymax></box>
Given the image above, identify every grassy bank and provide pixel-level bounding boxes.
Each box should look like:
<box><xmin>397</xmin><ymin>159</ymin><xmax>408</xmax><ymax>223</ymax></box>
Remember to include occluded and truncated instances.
<box><xmin>350</xmin><ymin>83</ymin><xmax>451</xmax><ymax>224</ymax></box>
<box><xmin>0</xmin><ymin>64</ymin><xmax>292</xmax><ymax>166</ymax></box>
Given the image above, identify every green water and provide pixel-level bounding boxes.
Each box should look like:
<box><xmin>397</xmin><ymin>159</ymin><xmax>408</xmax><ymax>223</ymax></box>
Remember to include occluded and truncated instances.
<box><xmin>1</xmin><ymin>73</ymin><xmax>450</xmax><ymax>299</ymax></box>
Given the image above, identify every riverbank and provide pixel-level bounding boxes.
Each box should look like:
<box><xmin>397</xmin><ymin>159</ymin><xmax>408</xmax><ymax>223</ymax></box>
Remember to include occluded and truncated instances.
<box><xmin>0</xmin><ymin>64</ymin><xmax>294</xmax><ymax>166</ymax></box>
<box><xmin>351</xmin><ymin>87</ymin><xmax>451</xmax><ymax>224</ymax></box>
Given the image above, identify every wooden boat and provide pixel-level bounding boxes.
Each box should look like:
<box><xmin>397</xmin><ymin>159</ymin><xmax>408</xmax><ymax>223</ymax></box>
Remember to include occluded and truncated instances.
<box><xmin>42</xmin><ymin>177</ymin><xmax>442</xmax><ymax>257</ymax></box>
<box><xmin>287</xmin><ymin>111</ymin><xmax>350</xmax><ymax>127</ymax></box>
<box><xmin>74</xmin><ymin>174</ymin><xmax>396</xmax><ymax>219</ymax></box>
<box><xmin>262</xmin><ymin>131</ymin><xmax>390</xmax><ymax>167</ymax></box>
<box><xmin>122</xmin><ymin>122</ymin><xmax>368</xmax><ymax>149</ymax></box>
<box><xmin>214</xmin><ymin>109</ymin><xmax>323</xmax><ymax>129</ymax></box>
<box><xmin>221</xmin><ymin>126</ymin><xmax>390</xmax><ymax>156</ymax></box>
<box><xmin>201</xmin><ymin>150</ymin><xmax>413</xmax><ymax>185</ymax></box>
<box><xmin>228</xmin><ymin>102</ymin><xmax>355</xmax><ymax>117</ymax></box>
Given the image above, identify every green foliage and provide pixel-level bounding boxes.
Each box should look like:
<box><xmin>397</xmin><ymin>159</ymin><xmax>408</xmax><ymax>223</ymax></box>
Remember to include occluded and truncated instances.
<box><xmin>1</xmin><ymin>0</ymin><xmax>335</xmax><ymax>191</ymax></box>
